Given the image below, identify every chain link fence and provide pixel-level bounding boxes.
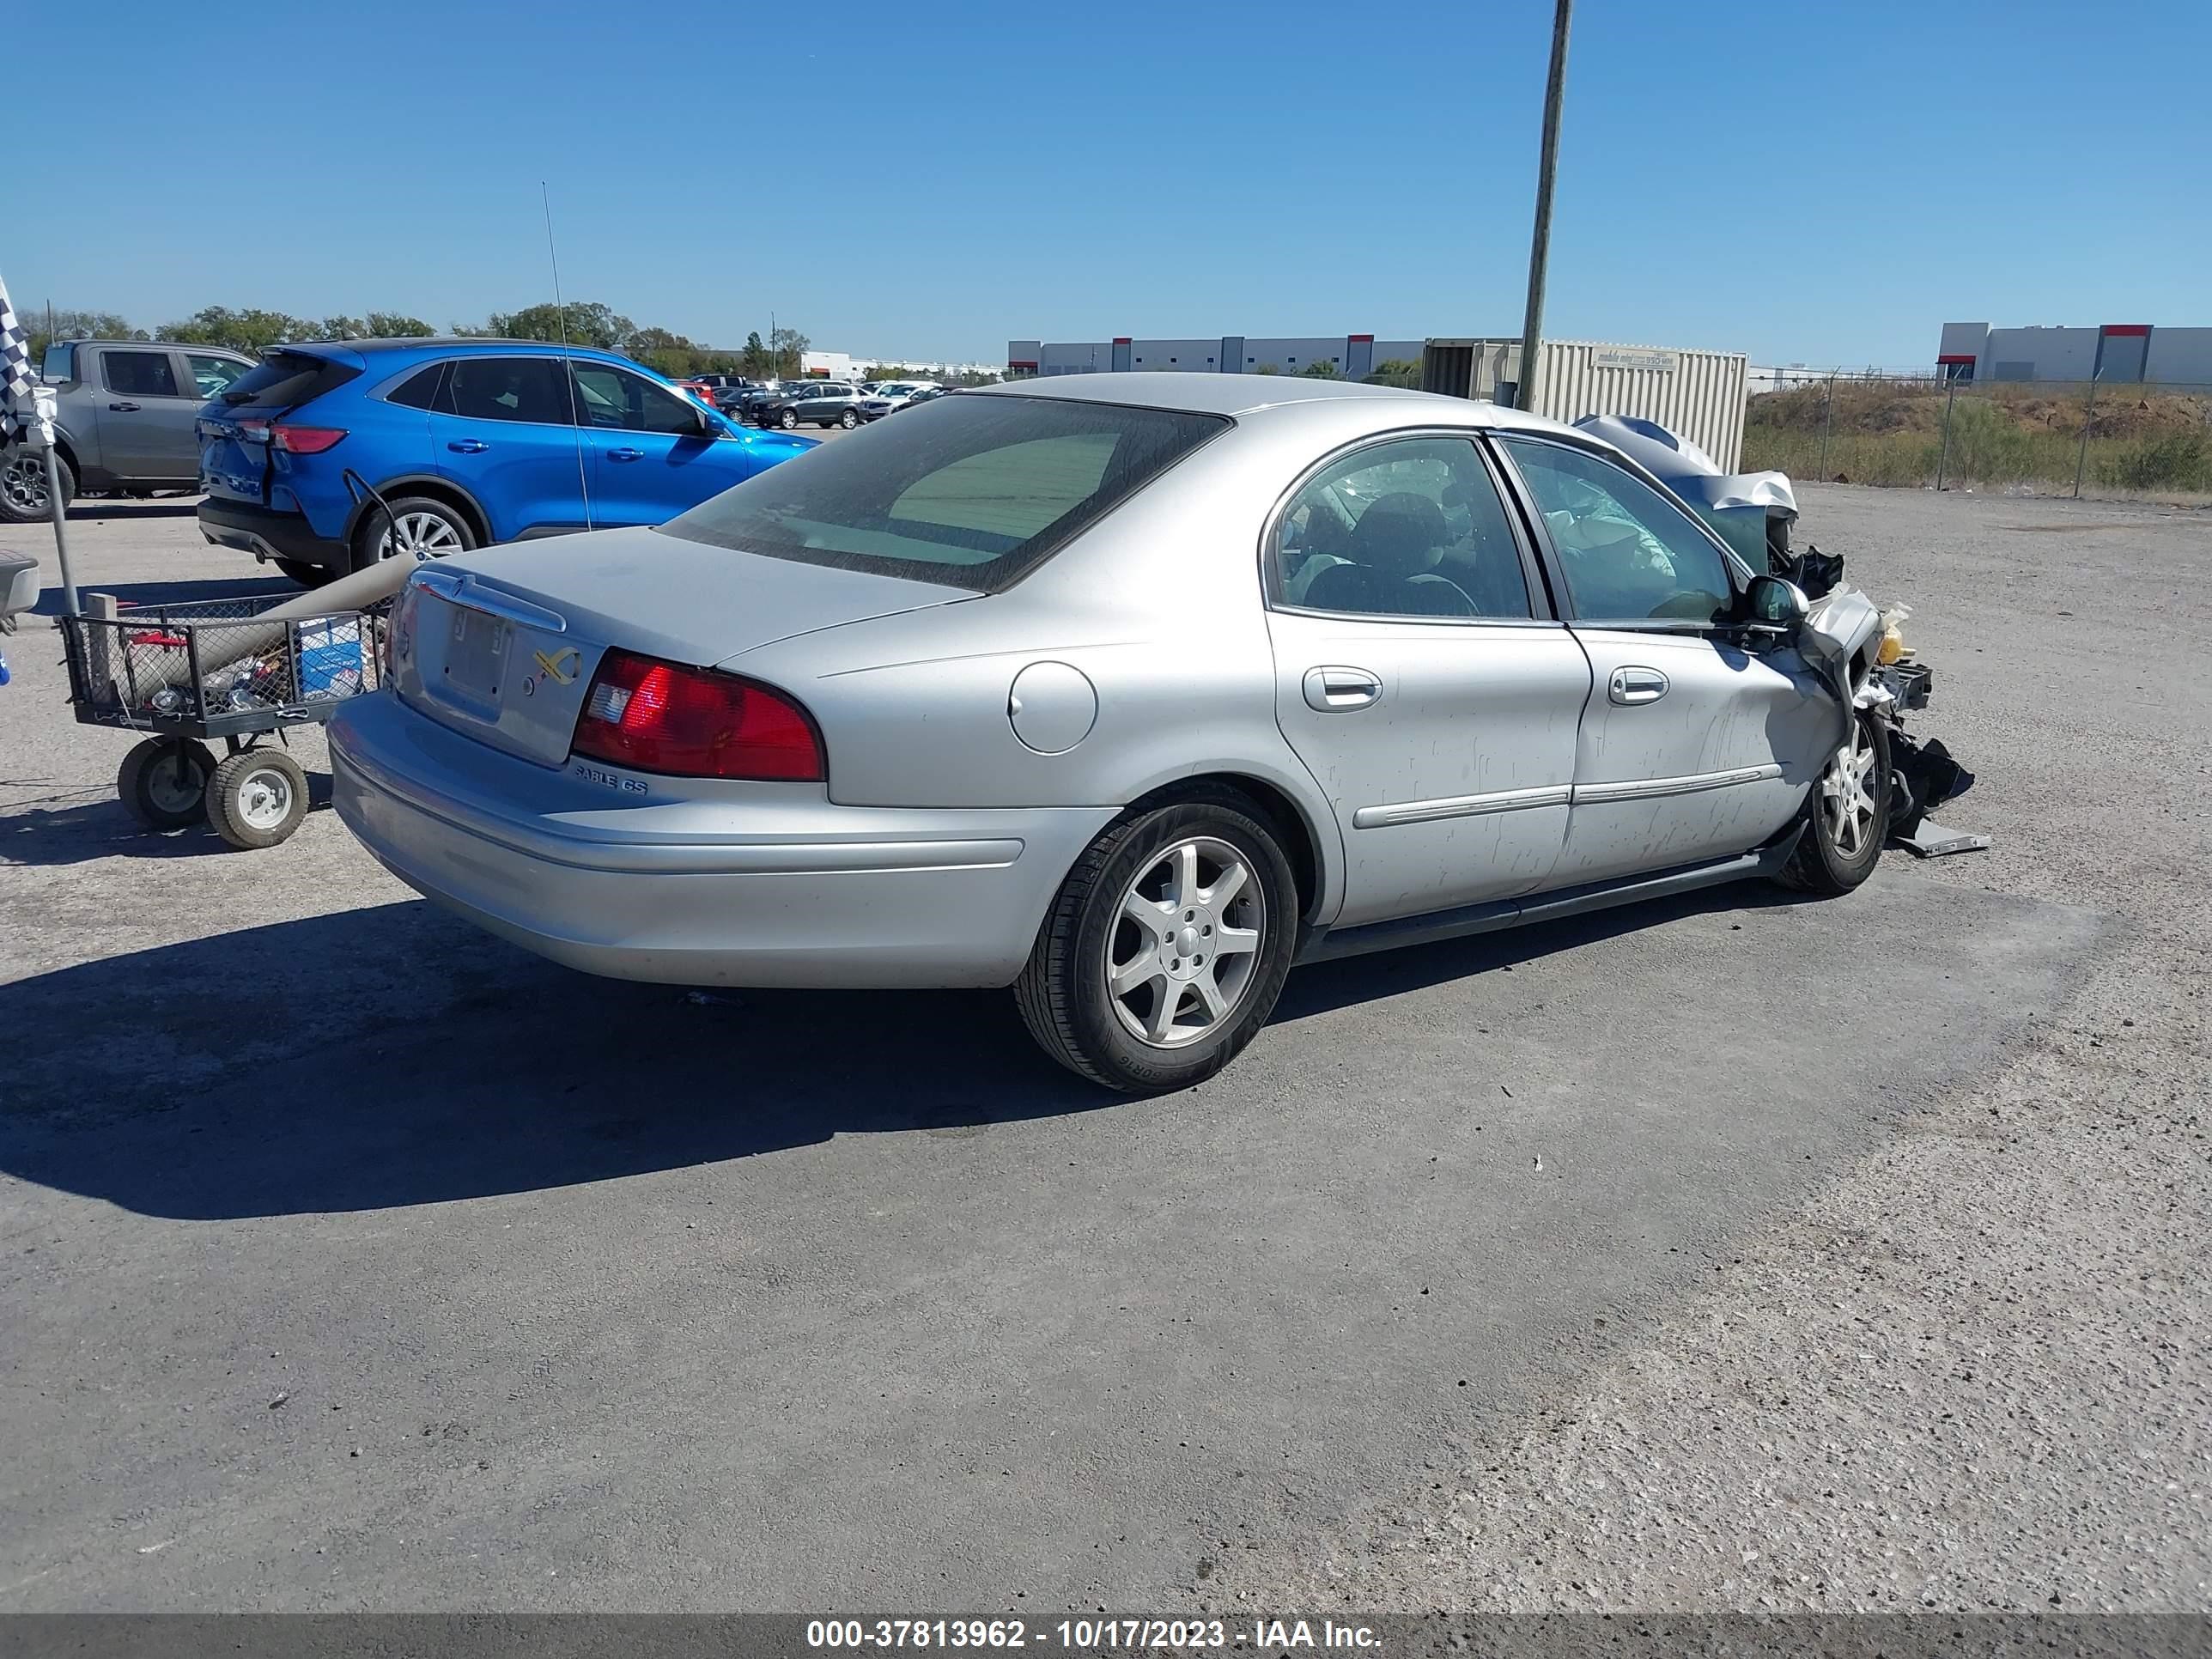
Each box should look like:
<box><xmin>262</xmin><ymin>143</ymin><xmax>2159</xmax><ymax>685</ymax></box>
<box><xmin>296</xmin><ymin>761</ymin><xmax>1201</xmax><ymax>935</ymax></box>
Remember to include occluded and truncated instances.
<box><xmin>1745</xmin><ymin>368</ymin><xmax>2212</xmax><ymax>499</ymax></box>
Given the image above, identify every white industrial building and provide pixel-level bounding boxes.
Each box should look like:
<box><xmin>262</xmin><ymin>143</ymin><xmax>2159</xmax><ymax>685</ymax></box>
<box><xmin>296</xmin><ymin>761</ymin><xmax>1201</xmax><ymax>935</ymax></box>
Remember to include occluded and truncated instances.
<box><xmin>1006</xmin><ymin>334</ymin><xmax>1426</xmax><ymax>379</ymax></box>
<box><xmin>1937</xmin><ymin>322</ymin><xmax>2212</xmax><ymax>385</ymax></box>
<box><xmin>799</xmin><ymin>350</ymin><xmax>1004</xmax><ymax>383</ymax></box>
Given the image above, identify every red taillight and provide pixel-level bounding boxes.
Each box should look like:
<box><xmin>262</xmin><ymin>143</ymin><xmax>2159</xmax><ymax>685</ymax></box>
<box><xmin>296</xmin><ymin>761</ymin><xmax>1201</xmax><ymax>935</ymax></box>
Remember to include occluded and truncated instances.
<box><xmin>272</xmin><ymin>424</ymin><xmax>347</xmax><ymax>453</ymax></box>
<box><xmin>570</xmin><ymin>650</ymin><xmax>823</xmax><ymax>781</ymax></box>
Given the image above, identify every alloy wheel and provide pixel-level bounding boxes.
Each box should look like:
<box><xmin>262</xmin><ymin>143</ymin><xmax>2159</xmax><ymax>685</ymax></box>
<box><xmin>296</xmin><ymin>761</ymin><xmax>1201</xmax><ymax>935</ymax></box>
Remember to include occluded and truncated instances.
<box><xmin>374</xmin><ymin>511</ymin><xmax>465</xmax><ymax>561</ymax></box>
<box><xmin>1105</xmin><ymin>836</ymin><xmax>1266</xmax><ymax>1048</ymax></box>
<box><xmin>2</xmin><ymin>453</ymin><xmax>49</xmax><ymax>514</ymax></box>
<box><xmin>1820</xmin><ymin>720</ymin><xmax>1880</xmax><ymax>858</ymax></box>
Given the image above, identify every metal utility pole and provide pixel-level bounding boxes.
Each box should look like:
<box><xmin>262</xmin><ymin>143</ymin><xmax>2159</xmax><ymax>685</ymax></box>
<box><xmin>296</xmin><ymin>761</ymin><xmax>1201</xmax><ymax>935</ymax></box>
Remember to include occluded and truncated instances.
<box><xmin>1515</xmin><ymin>0</ymin><xmax>1573</xmax><ymax>412</ymax></box>
<box><xmin>1935</xmin><ymin>377</ymin><xmax>1958</xmax><ymax>491</ymax></box>
<box><xmin>2073</xmin><ymin>372</ymin><xmax>2100</xmax><ymax>500</ymax></box>
<box><xmin>1818</xmin><ymin>370</ymin><xmax>1837</xmax><ymax>480</ymax></box>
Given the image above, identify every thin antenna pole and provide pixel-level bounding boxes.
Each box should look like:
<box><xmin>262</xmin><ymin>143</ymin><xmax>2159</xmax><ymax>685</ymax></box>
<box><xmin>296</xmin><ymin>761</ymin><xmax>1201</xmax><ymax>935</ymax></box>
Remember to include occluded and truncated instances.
<box><xmin>543</xmin><ymin>181</ymin><xmax>592</xmax><ymax>530</ymax></box>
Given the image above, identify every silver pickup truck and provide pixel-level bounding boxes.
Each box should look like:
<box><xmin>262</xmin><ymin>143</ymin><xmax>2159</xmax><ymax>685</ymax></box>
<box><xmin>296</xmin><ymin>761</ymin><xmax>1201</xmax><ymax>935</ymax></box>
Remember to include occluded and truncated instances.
<box><xmin>0</xmin><ymin>340</ymin><xmax>257</xmax><ymax>524</ymax></box>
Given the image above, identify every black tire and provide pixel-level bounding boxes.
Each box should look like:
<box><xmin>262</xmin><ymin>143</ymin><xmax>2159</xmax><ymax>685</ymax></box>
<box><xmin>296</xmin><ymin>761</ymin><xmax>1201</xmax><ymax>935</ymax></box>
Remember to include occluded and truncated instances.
<box><xmin>349</xmin><ymin>495</ymin><xmax>476</xmax><ymax>574</ymax></box>
<box><xmin>779</xmin><ymin>408</ymin><xmax>799</xmax><ymax>428</ymax></box>
<box><xmin>838</xmin><ymin>408</ymin><xmax>859</xmax><ymax>428</ymax></box>
<box><xmin>1778</xmin><ymin>711</ymin><xmax>1892</xmax><ymax>896</ymax></box>
<box><xmin>1016</xmin><ymin>794</ymin><xmax>1300</xmax><ymax>1093</ymax></box>
<box><xmin>206</xmin><ymin>747</ymin><xmax>310</xmax><ymax>850</ymax></box>
<box><xmin>118</xmin><ymin>737</ymin><xmax>216</xmax><ymax>831</ymax></box>
<box><xmin>275</xmin><ymin>557</ymin><xmax>336</xmax><ymax>587</ymax></box>
<box><xmin>0</xmin><ymin>445</ymin><xmax>73</xmax><ymax>525</ymax></box>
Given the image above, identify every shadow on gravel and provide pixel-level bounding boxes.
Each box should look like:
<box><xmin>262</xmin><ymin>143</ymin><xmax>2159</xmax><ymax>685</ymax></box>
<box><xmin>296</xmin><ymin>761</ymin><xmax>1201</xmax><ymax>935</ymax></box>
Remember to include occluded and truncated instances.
<box><xmin>1275</xmin><ymin>884</ymin><xmax>1816</xmax><ymax>1024</ymax></box>
<box><xmin>62</xmin><ymin>498</ymin><xmax>199</xmax><ymax>521</ymax></box>
<box><xmin>1</xmin><ymin>775</ymin><xmax>335</xmax><ymax>864</ymax></box>
<box><xmin>0</xmin><ymin>878</ymin><xmax>1815</xmax><ymax>1221</ymax></box>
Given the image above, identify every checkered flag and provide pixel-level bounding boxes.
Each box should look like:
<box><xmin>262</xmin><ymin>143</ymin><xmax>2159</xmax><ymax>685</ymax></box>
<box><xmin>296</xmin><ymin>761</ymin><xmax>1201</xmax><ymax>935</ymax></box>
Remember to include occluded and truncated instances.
<box><xmin>0</xmin><ymin>272</ymin><xmax>35</xmax><ymax>443</ymax></box>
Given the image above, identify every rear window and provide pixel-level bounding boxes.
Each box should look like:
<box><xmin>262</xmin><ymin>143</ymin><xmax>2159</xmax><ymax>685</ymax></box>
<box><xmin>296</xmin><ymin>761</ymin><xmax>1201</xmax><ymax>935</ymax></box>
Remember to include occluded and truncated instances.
<box><xmin>663</xmin><ymin>392</ymin><xmax>1228</xmax><ymax>592</ymax></box>
<box><xmin>219</xmin><ymin>349</ymin><xmax>363</xmax><ymax>408</ymax></box>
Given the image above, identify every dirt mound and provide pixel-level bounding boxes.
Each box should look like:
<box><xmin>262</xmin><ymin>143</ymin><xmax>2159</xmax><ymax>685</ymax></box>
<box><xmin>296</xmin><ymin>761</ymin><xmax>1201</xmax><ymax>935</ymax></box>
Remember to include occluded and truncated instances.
<box><xmin>1753</xmin><ymin>380</ymin><xmax>2210</xmax><ymax>442</ymax></box>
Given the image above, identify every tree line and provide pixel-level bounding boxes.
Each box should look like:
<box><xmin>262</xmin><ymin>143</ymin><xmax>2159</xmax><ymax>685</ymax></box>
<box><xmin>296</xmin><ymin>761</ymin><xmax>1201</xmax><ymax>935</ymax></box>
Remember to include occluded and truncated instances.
<box><xmin>22</xmin><ymin>302</ymin><xmax>817</xmax><ymax>381</ymax></box>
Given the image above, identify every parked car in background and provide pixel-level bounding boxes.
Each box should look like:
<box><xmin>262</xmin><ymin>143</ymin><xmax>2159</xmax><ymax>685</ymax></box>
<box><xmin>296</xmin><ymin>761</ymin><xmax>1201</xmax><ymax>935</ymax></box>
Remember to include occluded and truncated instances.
<box><xmin>732</xmin><ymin>381</ymin><xmax>797</xmax><ymax>424</ymax></box>
<box><xmin>1</xmin><ymin>340</ymin><xmax>256</xmax><ymax>523</ymax></box>
<box><xmin>756</xmin><ymin>381</ymin><xmax>866</xmax><ymax>429</ymax></box>
<box><xmin>328</xmin><ymin>373</ymin><xmax>1907</xmax><ymax>1093</ymax></box>
<box><xmin>196</xmin><ymin>338</ymin><xmax>816</xmax><ymax>586</ymax></box>
<box><xmin>672</xmin><ymin>380</ymin><xmax>719</xmax><ymax>411</ymax></box>
<box><xmin>896</xmin><ymin>386</ymin><xmax>953</xmax><ymax>415</ymax></box>
<box><xmin>756</xmin><ymin>382</ymin><xmax>866</xmax><ymax>431</ymax></box>
<box><xmin>854</xmin><ymin>381</ymin><xmax>939</xmax><ymax>421</ymax></box>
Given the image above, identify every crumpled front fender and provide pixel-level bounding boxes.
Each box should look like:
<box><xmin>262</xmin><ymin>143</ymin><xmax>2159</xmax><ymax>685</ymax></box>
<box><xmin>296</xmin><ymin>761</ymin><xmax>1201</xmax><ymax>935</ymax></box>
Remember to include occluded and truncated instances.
<box><xmin>1797</xmin><ymin>584</ymin><xmax>1882</xmax><ymax>708</ymax></box>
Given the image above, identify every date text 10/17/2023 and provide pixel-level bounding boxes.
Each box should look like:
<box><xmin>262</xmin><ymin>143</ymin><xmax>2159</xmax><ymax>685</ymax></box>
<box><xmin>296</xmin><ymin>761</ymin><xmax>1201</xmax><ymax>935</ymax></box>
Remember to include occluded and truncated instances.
<box><xmin>805</xmin><ymin>1619</ymin><xmax>1381</xmax><ymax>1650</ymax></box>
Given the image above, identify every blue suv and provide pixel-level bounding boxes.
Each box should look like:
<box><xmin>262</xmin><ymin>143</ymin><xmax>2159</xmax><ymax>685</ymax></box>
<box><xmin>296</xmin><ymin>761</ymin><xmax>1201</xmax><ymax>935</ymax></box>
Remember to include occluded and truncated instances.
<box><xmin>198</xmin><ymin>338</ymin><xmax>816</xmax><ymax>586</ymax></box>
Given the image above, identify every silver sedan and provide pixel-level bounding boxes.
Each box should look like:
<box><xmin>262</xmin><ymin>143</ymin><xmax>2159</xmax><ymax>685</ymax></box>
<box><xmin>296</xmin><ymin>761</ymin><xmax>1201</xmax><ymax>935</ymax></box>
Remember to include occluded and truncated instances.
<box><xmin>331</xmin><ymin>374</ymin><xmax>1892</xmax><ymax>1092</ymax></box>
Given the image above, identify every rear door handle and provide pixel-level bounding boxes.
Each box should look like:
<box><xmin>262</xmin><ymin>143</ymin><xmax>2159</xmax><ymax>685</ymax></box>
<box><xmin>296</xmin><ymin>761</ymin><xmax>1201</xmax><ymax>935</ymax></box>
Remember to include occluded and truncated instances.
<box><xmin>1608</xmin><ymin>666</ymin><xmax>1670</xmax><ymax>706</ymax></box>
<box><xmin>447</xmin><ymin>439</ymin><xmax>490</xmax><ymax>454</ymax></box>
<box><xmin>607</xmin><ymin>447</ymin><xmax>644</xmax><ymax>462</ymax></box>
<box><xmin>108</xmin><ymin>401</ymin><xmax>142</xmax><ymax>412</ymax></box>
<box><xmin>1303</xmin><ymin>665</ymin><xmax>1382</xmax><ymax>712</ymax></box>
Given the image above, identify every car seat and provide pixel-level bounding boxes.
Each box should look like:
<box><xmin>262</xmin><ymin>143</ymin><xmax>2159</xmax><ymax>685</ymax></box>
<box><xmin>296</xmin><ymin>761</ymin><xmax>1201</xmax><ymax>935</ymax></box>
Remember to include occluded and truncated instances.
<box><xmin>1302</xmin><ymin>493</ymin><xmax>1477</xmax><ymax>617</ymax></box>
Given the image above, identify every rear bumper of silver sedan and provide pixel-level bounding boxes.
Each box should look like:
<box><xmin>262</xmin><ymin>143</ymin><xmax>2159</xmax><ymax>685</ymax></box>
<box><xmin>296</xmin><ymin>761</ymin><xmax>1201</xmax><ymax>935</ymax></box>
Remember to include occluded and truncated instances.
<box><xmin>328</xmin><ymin>691</ymin><xmax>1113</xmax><ymax>989</ymax></box>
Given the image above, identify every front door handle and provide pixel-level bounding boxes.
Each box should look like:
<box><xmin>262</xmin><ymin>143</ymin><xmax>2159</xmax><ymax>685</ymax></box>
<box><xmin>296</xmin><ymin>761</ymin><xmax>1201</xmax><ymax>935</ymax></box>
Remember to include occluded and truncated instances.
<box><xmin>1303</xmin><ymin>665</ymin><xmax>1382</xmax><ymax>712</ymax></box>
<box><xmin>447</xmin><ymin>439</ymin><xmax>490</xmax><ymax>454</ymax></box>
<box><xmin>1608</xmin><ymin>666</ymin><xmax>1670</xmax><ymax>706</ymax></box>
<box><xmin>606</xmin><ymin>447</ymin><xmax>644</xmax><ymax>462</ymax></box>
<box><xmin>108</xmin><ymin>401</ymin><xmax>142</xmax><ymax>412</ymax></box>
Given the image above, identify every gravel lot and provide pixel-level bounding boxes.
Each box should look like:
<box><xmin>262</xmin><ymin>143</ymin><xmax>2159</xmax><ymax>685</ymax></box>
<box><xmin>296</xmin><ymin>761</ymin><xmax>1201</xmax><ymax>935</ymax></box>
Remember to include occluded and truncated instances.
<box><xmin>0</xmin><ymin>482</ymin><xmax>2203</xmax><ymax>1613</ymax></box>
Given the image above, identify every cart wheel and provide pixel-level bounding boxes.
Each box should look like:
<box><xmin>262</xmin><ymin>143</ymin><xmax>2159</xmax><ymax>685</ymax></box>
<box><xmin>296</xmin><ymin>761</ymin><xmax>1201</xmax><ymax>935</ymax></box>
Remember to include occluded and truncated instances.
<box><xmin>207</xmin><ymin>748</ymin><xmax>310</xmax><ymax>850</ymax></box>
<box><xmin>118</xmin><ymin>738</ymin><xmax>216</xmax><ymax>831</ymax></box>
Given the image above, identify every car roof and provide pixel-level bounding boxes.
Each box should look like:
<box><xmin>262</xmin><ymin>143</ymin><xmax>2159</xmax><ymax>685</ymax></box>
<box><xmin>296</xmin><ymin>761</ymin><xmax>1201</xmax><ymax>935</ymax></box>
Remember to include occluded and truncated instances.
<box><xmin>966</xmin><ymin>368</ymin><xmax>1572</xmax><ymax>432</ymax></box>
<box><xmin>59</xmin><ymin>338</ymin><xmax>237</xmax><ymax>350</ymax></box>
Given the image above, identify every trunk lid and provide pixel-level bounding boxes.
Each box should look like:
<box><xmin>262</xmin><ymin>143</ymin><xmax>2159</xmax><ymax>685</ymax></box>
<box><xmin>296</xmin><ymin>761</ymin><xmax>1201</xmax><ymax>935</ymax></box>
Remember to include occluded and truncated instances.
<box><xmin>393</xmin><ymin>524</ymin><xmax>969</xmax><ymax>767</ymax></box>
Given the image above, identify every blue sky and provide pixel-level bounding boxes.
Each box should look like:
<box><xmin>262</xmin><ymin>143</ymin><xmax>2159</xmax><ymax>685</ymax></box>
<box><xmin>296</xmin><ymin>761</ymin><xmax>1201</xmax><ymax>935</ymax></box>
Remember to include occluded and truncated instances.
<box><xmin>11</xmin><ymin>0</ymin><xmax>2208</xmax><ymax>367</ymax></box>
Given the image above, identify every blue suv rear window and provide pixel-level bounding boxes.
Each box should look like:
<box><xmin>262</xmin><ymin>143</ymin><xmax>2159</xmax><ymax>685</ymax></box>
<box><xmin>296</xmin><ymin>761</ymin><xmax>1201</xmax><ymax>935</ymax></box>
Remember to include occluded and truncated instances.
<box><xmin>219</xmin><ymin>349</ymin><xmax>362</xmax><ymax>408</ymax></box>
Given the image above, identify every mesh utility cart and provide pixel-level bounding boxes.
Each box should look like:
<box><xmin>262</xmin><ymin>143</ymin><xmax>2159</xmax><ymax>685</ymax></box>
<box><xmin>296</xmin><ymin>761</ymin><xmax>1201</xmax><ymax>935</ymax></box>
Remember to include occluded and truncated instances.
<box><xmin>59</xmin><ymin>592</ymin><xmax>389</xmax><ymax>849</ymax></box>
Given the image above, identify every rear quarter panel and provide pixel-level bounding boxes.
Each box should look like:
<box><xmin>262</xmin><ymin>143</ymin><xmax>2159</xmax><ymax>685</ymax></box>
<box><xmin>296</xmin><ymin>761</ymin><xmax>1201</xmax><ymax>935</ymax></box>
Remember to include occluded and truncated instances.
<box><xmin>280</xmin><ymin>363</ymin><xmax>438</xmax><ymax>538</ymax></box>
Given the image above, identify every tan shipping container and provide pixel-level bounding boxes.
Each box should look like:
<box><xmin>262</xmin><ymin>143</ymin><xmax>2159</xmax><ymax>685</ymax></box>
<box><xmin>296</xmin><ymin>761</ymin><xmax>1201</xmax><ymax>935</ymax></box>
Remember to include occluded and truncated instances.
<box><xmin>1420</xmin><ymin>337</ymin><xmax>1749</xmax><ymax>472</ymax></box>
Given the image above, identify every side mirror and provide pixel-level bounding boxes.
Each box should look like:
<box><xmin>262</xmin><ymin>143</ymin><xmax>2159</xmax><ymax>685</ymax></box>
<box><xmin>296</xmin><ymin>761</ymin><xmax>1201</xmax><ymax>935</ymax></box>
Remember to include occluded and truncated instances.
<box><xmin>1743</xmin><ymin>573</ymin><xmax>1809</xmax><ymax>633</ymax></box>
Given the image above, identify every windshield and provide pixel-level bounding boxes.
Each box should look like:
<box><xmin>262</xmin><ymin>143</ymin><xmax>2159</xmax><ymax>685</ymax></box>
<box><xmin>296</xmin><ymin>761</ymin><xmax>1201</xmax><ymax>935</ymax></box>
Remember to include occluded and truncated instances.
<box><xmin>662</xmin><ymin>392</ymin><xmax>1229</xmax><ymax>592</ymax></box>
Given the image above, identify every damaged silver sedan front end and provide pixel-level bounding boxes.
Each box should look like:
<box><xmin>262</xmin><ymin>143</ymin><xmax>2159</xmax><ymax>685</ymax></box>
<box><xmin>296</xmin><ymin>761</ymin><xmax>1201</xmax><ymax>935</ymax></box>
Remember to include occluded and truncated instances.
<box><xmin>1578</xmin><ymin>415</ymin><xmax>1978</xmax><ymax>854</ymax></box>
